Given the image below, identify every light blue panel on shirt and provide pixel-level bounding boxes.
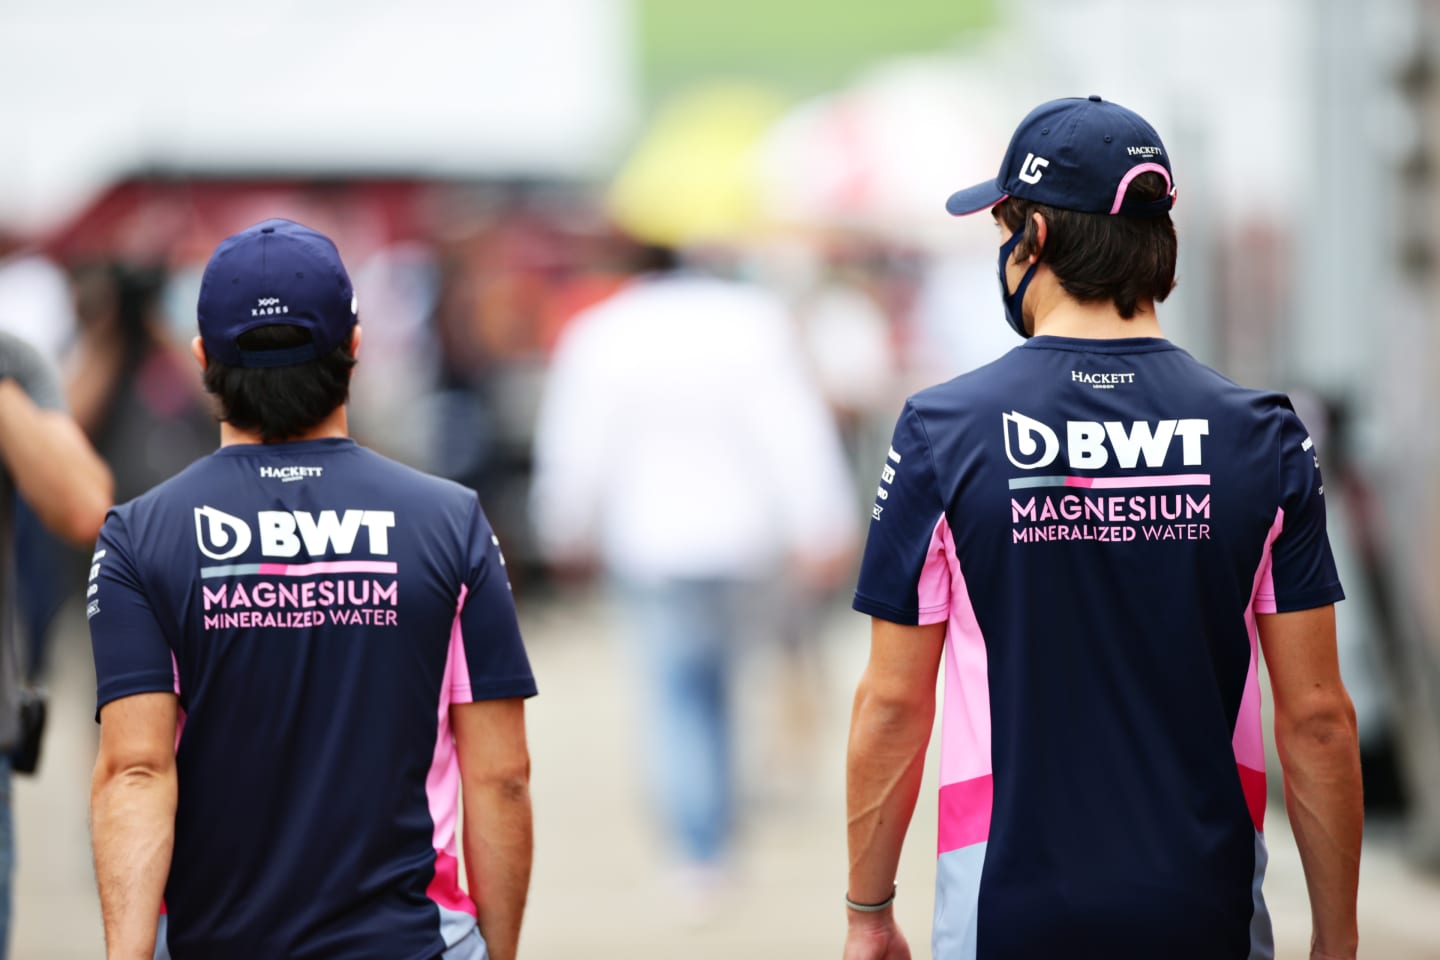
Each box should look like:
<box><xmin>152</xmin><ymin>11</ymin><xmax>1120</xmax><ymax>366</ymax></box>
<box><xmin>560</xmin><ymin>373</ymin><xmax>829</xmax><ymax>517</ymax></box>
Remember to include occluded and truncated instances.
<box><xmin>933</xmin><ymin>841</ymin><xmax>987</xmax><ymax>960</ymax></box>
<box><xmin>1249</xmin><ymin>830</ymin><xmax>1274</xmax><ymax>960</ymax></box>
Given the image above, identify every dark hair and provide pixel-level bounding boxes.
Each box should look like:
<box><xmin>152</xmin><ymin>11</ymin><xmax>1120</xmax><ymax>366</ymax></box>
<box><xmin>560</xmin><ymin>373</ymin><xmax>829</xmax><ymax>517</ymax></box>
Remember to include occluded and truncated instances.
<box><xmin>995</xmin><ymin>172</ymin><xmax>1176</xmax><ymax>319</ymax></box>
<box><xmin>202</xmin><ymin>325</ymin><xmax>356</xmax><ymax>443</ymax></box>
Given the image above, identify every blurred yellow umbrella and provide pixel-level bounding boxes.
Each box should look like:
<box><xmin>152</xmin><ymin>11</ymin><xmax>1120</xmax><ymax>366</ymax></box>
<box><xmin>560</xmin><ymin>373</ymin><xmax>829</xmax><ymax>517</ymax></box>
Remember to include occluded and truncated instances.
<box><xmin>607</xmin><ymin>84</ymin><xmax>787</xmax><ymax>248</ymax></box>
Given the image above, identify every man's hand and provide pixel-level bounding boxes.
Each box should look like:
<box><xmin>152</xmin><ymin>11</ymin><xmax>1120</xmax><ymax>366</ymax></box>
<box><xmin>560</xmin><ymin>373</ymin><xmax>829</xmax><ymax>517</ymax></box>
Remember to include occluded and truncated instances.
<box><xmin>843</xmin><ymin>909</ymin><xmax>911</xmax><ymax>960</ymax></box>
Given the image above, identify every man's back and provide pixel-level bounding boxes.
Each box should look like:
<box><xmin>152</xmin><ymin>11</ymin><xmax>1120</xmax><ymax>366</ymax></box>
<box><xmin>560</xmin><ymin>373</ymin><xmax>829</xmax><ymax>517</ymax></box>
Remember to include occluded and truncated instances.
<box><xmin>90</xmin><ymin>438</ymin><xmax>535</xmax><ymax>960</ymax></box>
<box><xmin>854</xmin><ymin>335</ymin><xmax>1343</xmax><ymax>958</ymax></box>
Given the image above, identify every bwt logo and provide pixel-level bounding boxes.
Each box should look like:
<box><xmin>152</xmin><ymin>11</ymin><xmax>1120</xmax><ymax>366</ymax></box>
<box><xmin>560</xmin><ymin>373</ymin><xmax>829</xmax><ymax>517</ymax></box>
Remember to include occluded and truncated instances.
<box><xmin>1002</xmin><ymin>410</ymin><xmax>1209</xmax><ymax>470</ymax></box>
<box><xmin>194</xmin><ymin>505</ymin><xmax>395</xmax><ymax>560</ymax></box>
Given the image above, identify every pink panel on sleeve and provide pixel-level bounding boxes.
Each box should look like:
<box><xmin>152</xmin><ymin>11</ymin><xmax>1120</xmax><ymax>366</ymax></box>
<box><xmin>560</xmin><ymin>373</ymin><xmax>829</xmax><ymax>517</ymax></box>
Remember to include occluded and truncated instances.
<box><xmin>424</xmin><ymin>586</ymin><xmax>479</xmax><ymax>920</ymax></box>
<box><xmin>1234</xmin><ymin>508</ymin><xmax>1285</xmax><ymax>830</ymax></box>
<box><xmin>172</xmin><ymin>651</ymin><xmax>186</xmax><ymax>750</ymax></box>
<box><xmin>937</xmin><ymin>522</ymin><xmax>993</xmax><ymax>791</ymax></box>
<box><xmin>449</xmin><ymin>585</ymin><xmax>475</xmax><ymax>703</ymax></box>
<box><xmin>1250</xmin><ymin>508</ymin><xmax>1283</xmax><ymax>615</ymax></box>
<box><xmin>917</xmin><ymin>513</ymin><xmax>954</xmax><ymax>624</ymax></box>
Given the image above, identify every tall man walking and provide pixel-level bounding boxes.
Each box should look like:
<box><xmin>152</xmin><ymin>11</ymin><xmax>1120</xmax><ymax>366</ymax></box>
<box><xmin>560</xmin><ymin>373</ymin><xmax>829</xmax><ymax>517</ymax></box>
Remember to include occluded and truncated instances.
<box><xmin>88</xmin><ymin>219</ymin><xmax>536</xmax><ymax>960</ymax></box>
<box><xmin>844</xmin><ymin>97</ymin><xmax>1362</xmax><ymax>960</ymax></box>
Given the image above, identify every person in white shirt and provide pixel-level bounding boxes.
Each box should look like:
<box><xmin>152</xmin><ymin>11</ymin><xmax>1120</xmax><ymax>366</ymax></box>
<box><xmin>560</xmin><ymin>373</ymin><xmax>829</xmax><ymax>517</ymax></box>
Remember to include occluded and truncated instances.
<box><xmin>531</xmin><ymin>242</ymin><xmax>855</xmax><ymax>891</ymax></box>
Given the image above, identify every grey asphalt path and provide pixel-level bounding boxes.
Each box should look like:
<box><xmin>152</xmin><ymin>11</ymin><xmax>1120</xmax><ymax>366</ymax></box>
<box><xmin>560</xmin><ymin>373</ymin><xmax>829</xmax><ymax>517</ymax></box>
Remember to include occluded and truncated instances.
<box><xmin>14</xmin><ymin>595</ymin><xmax>1440</xmax><ymax>958</ymax></box>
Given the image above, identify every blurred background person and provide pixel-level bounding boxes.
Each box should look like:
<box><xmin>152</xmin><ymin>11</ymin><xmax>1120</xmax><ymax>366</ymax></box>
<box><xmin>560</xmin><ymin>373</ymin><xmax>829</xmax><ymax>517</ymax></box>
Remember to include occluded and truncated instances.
<box><xmin>530</xmin><ymin>234</ymin><xmax>857</xmax><ymax>909</ymax></box>
<box><xmin>65</xmin><ymin>263</ymin><xmax>214</xmax><ymax>507</ymax></box>
<box><xmin>0</xmin><ymin>330</ymin><xmax>111</xmax><ymax>960</ymax></box>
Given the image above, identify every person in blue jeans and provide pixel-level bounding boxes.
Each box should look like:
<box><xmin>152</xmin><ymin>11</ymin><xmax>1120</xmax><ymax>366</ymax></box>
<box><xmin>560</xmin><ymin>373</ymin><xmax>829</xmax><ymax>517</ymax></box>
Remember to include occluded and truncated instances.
<box><xmin>531</xmin><ymin>241</ymin><xmax>856</xmax><ymax>905</ymax></box>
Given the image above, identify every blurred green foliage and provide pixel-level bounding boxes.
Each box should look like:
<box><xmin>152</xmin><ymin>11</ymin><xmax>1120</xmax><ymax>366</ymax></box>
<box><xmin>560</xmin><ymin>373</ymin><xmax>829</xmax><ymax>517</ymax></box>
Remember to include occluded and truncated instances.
<box><xmin>637</xmin><ymin>0</ymin><xmax>995</xmax><ymax>100</ymax></box>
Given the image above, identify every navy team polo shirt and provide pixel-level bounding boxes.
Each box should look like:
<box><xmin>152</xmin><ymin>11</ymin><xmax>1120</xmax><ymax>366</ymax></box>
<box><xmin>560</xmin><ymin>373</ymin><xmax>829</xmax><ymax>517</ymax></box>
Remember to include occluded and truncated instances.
<box><xmin>89</xmin><ymin>437</ymin><xmax>536</xmax><ymax>960</ymax></box>
<box><xmin>854</xmin><ymin>336</ymin><xmax>1343</xmax><ymax>960</ymax></box>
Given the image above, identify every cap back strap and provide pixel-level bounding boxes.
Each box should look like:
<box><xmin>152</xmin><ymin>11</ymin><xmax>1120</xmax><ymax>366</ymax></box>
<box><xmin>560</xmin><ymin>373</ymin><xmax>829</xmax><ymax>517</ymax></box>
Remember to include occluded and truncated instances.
<box><xmin>1110</xmin><ymin>162</ymin><xmax>1173</xmax><ymax>216</ymax></box>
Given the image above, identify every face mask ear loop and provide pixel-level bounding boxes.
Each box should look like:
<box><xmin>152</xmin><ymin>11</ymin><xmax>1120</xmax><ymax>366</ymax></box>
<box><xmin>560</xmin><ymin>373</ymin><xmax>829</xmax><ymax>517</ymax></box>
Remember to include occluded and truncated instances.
<box><xmin>999</xmin><ymin>226</ymin><xmax>1040</xmax><ymax>339</ymax></box>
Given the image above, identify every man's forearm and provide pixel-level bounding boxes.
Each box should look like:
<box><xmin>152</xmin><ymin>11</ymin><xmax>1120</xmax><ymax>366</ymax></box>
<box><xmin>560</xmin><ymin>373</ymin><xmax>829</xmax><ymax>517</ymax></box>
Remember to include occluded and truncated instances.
<box><xmin>463</xmin><ymin>781</ymin><xmax>533</xmax><ymax>960</ymax></box>
<box><xmin>1278</xmin><ymin>714</ymin><xmax>1363</xmax><ymax>959</ymax></box>
<box><xmin>90</xmin><ymin>766</ymin><xmax>176</xmax><ymax>960</ymax></box>
<box><xmin>846</xmin><ymin>684</ymin><xmax>933</xmax><ymax>907</ymax></box>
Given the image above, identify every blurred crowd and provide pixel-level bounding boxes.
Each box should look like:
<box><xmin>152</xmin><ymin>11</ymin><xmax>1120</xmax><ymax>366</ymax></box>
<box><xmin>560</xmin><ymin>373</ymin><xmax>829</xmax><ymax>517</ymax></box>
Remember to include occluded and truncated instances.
<box><xmin>2</xmin><ymin>161</ymin><xmax>1437</xmax><ymax>905</ymax></box>
<box><xmin>0</xmin><ymin>176</ymin><xmax>1020</xmax><ymax>581</ymax></box>
<box><xmin>0</xmin><ymin>173</ymin><xmax>1021</xmax><ymax>893</ymax></box>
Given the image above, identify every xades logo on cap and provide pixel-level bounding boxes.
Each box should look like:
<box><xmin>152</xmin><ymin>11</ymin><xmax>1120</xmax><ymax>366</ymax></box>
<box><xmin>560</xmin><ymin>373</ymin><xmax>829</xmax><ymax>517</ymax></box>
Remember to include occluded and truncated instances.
<box><xmin>1003</xmin><ymin>411</ymin><xmax>1209</xmax><ymax>471</ymax></box>
<box><xmin>194</xmin><ymin>505</ymin><xmax>395</xmax><ymax>561</ymax></box>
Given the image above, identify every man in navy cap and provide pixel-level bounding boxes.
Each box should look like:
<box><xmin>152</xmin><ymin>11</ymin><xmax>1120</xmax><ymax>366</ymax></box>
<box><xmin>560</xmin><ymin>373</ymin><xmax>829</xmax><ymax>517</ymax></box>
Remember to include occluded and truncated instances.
<box><xmin>843</xmin><ymin>97</ymin><xmax>1362</xmax><ymax>960</ymax></box>
<box><xmin>88</xmin><ymin>219</ymin><xmax>536</xmax><ymax>960</ymax></box>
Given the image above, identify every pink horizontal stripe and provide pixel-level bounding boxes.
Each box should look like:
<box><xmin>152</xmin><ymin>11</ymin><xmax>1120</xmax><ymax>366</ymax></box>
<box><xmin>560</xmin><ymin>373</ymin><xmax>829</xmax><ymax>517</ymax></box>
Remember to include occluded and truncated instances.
<box><xmin>937</xmin><ymin>773</ymin><xmax>993</xmax><ymax>855</ymax></box>
<box><xmin>1064</xmin><ymin>474</ymin><xmax>1209</xmax><ymax>490</ymax></box>
<box><xmin>256</xmin><ymin>560</ymin><xmax>399</xmax><ymax>576</ymax></box>
<box><xmin>1237</xmin><ymin>762</ymin><xmax>1267</xmax><ymax>832</ymax></box>
<box><xmin>426</xmin><ymin>850</ymin><xmax>477</xmax><ymax>917</ymax></box>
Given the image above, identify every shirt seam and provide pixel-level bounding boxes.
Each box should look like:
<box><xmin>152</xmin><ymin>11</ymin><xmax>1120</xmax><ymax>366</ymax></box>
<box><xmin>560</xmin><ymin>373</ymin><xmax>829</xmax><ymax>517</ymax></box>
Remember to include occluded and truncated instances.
<box><xmin>853</xmin><ymin>591</ymin><xmax>920</xmax><ymax>625</ymax></box>
<box><xmin>1022</xmin><ymin>338</ymin><xmax>1178</xmax><ymax>355</ymax></box>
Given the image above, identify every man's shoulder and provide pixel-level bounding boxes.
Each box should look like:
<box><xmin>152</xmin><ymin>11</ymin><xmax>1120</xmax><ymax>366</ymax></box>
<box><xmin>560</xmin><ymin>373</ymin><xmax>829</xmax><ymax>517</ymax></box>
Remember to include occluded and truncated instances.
<box><xmin>907</xmin><ymin>347</ymin><xmax>1030</xmax><ymax>417</ymax></box>
<box><xmin>347</xmin><ymin>446</ymin><xmax>480</xmax><ymax>512</ymax></box>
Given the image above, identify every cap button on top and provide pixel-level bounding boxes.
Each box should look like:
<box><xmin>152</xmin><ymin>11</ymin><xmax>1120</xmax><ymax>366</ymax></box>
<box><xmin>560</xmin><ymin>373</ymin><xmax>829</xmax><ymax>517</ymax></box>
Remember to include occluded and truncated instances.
<box><xmin>260</xmin><ymin>226</ymin><xmax>276</xmax><ymax>234</ymax></box>
<box><xmin>1089</xmin><ymin>94</ymin><xmax>1102</xmax><ymax>102</ymax></box>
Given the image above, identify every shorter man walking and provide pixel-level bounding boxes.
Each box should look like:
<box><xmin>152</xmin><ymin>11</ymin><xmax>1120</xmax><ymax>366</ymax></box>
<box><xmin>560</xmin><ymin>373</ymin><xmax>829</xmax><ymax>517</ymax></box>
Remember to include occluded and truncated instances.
<box><xmin>89</xmin><ymin>219</ymin><xmax>536</xmax><ymax>960</ymax></box>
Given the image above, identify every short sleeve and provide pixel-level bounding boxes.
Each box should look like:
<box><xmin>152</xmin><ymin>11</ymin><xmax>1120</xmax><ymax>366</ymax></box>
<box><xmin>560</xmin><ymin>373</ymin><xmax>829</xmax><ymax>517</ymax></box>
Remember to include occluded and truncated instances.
<box><xmin>452</xmin><ymin>501</ymin><xmax>537</xmax><ymax>702</ymax></box>
<box><xmin>88</xmin><ymin>512</ymin><xmax>176</xmax><ymax>718</ymax></box>
<box><xmin>1259</xmin><ymin>406</ymin><xmax>1345</xmax><ymax>613</ymax></box>
<box><xmin>0</xmin><ymin>331</ymin><xmax>63</xmax><ymax>410</ymax></box>
<box><xmin>853</xmin><ymin>401</ymin><xmax>951</xmax><ymax>626</ymax></box>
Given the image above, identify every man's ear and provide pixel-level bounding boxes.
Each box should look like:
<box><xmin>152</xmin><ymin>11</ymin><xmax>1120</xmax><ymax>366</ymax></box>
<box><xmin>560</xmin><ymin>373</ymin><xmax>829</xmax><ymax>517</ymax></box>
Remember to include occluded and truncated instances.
<box><xmin>349</xmin><ymin>324</ymin><xmax>362</xmax><ymax>360</ymax></box>
<box><xmin>1028</xmin><ymin>211</ymin><xmax>1048</xmax><ymax>263</ymax></box>
<box><xmin>191</xmin><ymin>336</ymin><xmax>207</xmax><ymax>372</ymax></box>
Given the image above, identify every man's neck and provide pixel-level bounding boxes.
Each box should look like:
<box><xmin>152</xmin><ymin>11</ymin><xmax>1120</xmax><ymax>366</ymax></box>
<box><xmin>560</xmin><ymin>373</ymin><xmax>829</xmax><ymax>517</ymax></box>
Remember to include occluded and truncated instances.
<box><xmin>1030</xmin><ymin>298</ymin><xmax>1163</xmax><ymax>340</ymax></box>
<box><xmin>218</xmin><ymin>408</ymin><xmax>350</xmax><ymax>447</ymax></box>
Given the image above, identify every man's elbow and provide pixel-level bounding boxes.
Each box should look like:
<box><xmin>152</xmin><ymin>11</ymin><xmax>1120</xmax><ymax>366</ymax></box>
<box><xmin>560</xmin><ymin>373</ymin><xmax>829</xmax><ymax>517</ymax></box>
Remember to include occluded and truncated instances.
<box><xmin>1277</xmin><ymin>691</ymin><xmax>1360</xmax><ymax>752</ymax></box>
<box><xmin>92</xmin><ymin>757</ymin><xmax>175</xmax><ymax>810</ymax></box>
<box><xmin>464</xmin><ymin>759</ymin><xmax>532</xmax><ymax>804</ymax></box>
<box><xmin>852</xmin><ymin>678</ymin><xmax>934</xmax><ymax>741</ymax></box>
<box><xmin>43</xmin><ymin>477</ymin><xmax>113</xmax><ymax>547</ymax></box>
<box><xmin>64</xmin><ymin>495</ymin><xmax>112</xmax><ymax>547</ymax></box>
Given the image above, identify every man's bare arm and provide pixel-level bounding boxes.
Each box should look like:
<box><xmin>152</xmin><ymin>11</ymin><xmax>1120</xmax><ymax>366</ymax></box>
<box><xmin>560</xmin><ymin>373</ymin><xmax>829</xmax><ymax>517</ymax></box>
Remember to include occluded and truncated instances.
<box><xmin>91</xmin><ymin>692</ymin><xmax>178</xmax><ymax>960</ymax></box>
<box><xmin>844</xmin><ymin>617</ymin><xmax>945</xmax><ymax>959</ymax></box>
<box><xmin>0</xmin><ymin>378</ymin><xmax>112</xmax><ymax>545</ymax></box>
<box><xmin>1257</xmin><ymin>604</ymin><xmax>1362</xmax><ymax>960</ymax></box>
<box><xmin>453</xmin><ymin>698</ymin><xmax>532</xmax><ymax>960</ymax></box>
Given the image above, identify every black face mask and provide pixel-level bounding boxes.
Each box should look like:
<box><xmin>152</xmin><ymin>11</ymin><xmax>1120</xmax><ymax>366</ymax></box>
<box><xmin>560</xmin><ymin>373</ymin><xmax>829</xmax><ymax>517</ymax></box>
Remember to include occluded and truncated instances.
<box><xmin>998</xmin><ymin>226</ymin><xmax>1040</xmax><ymax>339</ymax></box>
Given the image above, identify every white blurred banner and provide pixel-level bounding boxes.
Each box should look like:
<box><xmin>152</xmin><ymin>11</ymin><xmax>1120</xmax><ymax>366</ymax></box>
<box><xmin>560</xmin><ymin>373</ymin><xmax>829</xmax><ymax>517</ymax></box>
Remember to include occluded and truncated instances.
<box><xmin>0</xmin><ymin>0</ymin><xmax>637</xmax><ymax>228</ymax></box>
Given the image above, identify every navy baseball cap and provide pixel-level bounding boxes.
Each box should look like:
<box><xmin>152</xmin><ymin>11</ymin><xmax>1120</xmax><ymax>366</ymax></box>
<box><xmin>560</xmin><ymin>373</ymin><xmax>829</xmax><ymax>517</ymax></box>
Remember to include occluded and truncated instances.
<box><xmin>946</xmin><ymin>95</ymin><xmax>1175</xmax><ymax>219</ymax></box>
<box><xmin>197</xmin><ymin>218</ymin><xmax>358</xmax><ymax>368</ymax></box>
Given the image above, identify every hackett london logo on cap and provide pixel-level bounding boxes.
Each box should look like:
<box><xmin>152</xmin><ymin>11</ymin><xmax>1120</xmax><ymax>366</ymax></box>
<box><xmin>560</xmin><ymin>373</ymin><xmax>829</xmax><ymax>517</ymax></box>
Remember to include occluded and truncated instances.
<box><xmin>1127</xmin><ymin>146</ymin><xmax>1163</xmax><ymax>157</ymax></box>
<box><xmin>253</xmin><ymin>297</ymin><xmax>291</xmax><ymax>317</ymax></box>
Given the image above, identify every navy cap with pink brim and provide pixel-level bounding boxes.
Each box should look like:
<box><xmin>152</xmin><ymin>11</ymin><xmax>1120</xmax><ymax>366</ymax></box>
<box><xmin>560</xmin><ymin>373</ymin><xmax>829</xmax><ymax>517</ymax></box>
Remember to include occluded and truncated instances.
<box><xmin>946</xmin><ymin>95</ymin><xmax>1175</xmax><ymax>219</ymax></box>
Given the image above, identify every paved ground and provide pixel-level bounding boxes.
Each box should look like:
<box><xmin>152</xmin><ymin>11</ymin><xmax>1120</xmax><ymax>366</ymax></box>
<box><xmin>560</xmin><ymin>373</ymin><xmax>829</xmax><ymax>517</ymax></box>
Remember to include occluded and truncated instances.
<box><xmin>14</xmin><ymin>594</ymin><xmax>1440</xmax><ymax>958</ymax></box>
